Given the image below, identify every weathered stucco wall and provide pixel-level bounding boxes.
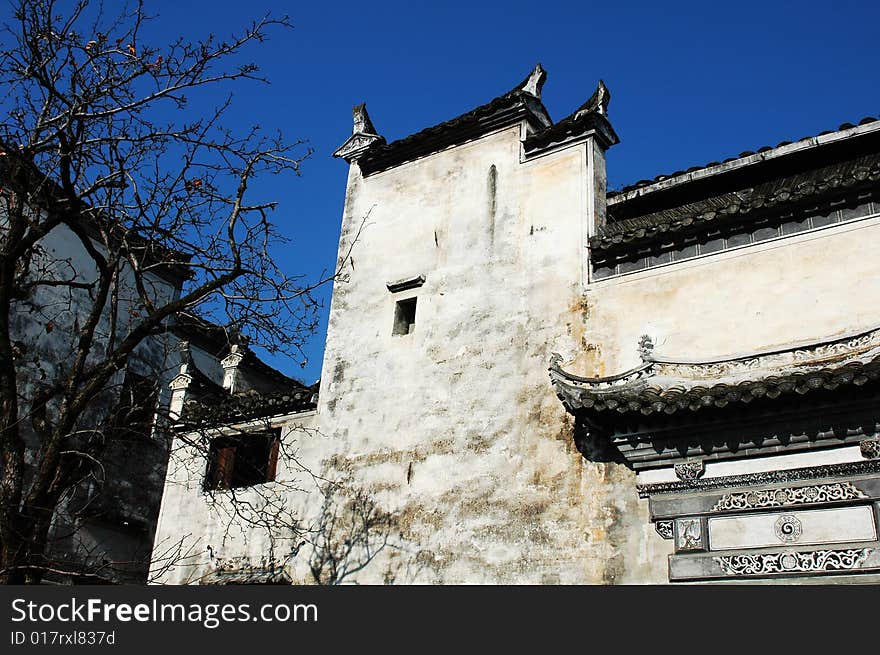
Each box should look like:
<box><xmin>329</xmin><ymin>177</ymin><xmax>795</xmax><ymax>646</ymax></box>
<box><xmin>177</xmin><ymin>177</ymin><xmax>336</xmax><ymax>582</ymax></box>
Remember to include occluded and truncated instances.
<box><xmin>7</xmin><ymin>214</ymin><xmax>181</xmax><ymax>581</ymax></box>
<box><xmin>150</xmin><ymin>412</ymin><xmax>320</xmax><ymax>584</ymax></box>
<box><xmin>582</xmin><ymin>215</ymin><xmax>880</xmax><ymax>376</ymax></box>
<box><xmin>313</xmin><ymin>125</ymin><xmax>668</xmax><ymax>583</ymax></box>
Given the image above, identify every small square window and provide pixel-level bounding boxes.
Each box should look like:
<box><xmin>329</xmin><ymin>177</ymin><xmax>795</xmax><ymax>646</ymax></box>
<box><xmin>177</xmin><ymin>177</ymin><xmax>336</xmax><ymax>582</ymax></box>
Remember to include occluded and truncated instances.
<box><xmin>204</xmin><ymin>431</ymin><xmax>280</xmax><ymax>491</ymax></box>
<box><xmin>392</xmin><ymin>298</ymin><xmax>417</xmax><ymax>336</ymax></box>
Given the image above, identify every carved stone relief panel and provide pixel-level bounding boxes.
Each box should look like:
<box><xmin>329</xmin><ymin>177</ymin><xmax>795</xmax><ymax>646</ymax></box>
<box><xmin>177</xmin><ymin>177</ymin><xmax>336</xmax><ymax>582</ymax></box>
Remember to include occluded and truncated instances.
<box><xmin>655</xmin><ymin>520</ymin><xmax>673</xmax><ymax>540</ymax></box>
<box><xmin>714</xmin><ymin>548</ymin><xmax>873</xmax><ymax>577</ymax></box>
<box><xmin>674</xmin><ymin>461</ymin><xmax>705</xmax><ymax>482</ymax></box>
<box><xmin>862</xmin><ymin>438</ymin><xmax>880</xmax><ymax>460</ymax></box>
<box><xmin>674</xmin><ymin>518</ymin><xmax>705</xmax><ymax>552</ymax></box>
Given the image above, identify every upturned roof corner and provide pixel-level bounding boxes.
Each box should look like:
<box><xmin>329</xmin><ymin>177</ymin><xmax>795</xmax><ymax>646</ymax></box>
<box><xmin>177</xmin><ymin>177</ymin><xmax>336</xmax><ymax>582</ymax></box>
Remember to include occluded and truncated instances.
<box><xmin>575</xmin><ymin>79</ymin><xmax>611</xmax><ymax>119</ymax></box>
<box><xmin>522</xmin><ymin>78</ymin><xmax>619</xmax><ymax>155</ymax></box>
<box><xmin>518</xmin><ymin>63</ymin><xmax>547</xmax><ymax>99</ymax></box>
<box><xmin>333</xmin><ymin>103</ymin><xmax>386</xmax><ymax>163</ymax></box>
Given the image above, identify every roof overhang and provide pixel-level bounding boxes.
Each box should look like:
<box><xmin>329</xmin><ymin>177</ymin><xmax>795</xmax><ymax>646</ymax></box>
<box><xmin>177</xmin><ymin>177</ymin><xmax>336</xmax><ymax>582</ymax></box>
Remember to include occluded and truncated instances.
<box><xmin>550</xmin><ymin>326</ymin><xmax>880</xmax><ymax>472</ymax></box>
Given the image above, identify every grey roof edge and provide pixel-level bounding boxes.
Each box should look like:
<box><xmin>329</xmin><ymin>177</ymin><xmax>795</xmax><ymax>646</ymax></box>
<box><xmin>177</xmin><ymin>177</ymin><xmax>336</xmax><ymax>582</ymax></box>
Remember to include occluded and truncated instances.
<box><xmin>523</xmin><ymin>79</ymin><xmax>620</xmax><ymax>155</ymax></box>
<box><xmin>179</xmin><ymin>384</ymin><xmax>319</xmax><ymax>428</ymax></box>
<box><xmin>594</xmin><ymin>151</ymin><xmax>880</xmax><ymax>251</ymax></box>
<box><xmin>386</xmin><ymin>274</ymin><xmax>426</xmax><ymax>293</ymax></box>
<box><xmin>608</xmin><ymin>119</ymin><xmax>880</xmax><ymax>205</ymax></box>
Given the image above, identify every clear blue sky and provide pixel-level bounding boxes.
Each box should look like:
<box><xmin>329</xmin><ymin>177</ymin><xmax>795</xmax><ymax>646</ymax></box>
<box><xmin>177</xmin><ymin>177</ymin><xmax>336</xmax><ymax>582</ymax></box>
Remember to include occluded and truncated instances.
<box><xmin>45</xmin><ymin>1</ymin><xmax>880</xmax><ymax>382</ymax></box>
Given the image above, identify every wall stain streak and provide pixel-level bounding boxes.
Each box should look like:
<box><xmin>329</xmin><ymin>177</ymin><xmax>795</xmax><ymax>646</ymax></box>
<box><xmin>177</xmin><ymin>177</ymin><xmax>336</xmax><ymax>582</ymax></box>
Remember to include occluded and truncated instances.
<box><xmin>487</xmin><ymin>164</ymin><xmax>497</xmax><ymax>248</ymax></box>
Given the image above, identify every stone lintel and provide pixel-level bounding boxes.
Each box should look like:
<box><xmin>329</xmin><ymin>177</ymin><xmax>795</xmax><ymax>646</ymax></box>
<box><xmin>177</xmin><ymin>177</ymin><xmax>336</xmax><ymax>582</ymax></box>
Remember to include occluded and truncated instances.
<box><xmin>386</xmin><ymin>274</ymin><xmax>426</xmax><ymax>293</ymax></box>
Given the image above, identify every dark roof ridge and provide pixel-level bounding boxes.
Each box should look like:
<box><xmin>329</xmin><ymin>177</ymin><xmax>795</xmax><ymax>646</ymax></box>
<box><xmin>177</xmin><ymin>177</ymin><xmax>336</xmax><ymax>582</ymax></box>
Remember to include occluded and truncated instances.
<box><xmin>552</xmin><ymin>352</ymin><xmax>880</xmax><ymax>417</ymax></box>
<box><xmin>170</xmin><ymin>314</ymin><xmax>308</xmax><ymax>390</ymax></box>
<box><xmin>180</xmin><ymin>383</ymin><xmax>319</xmax><ymax>426</ymax></box>
<box><xmin>550</xmin><ymin>323</ymin><xmax>880</xmax><ymax>418</ymax></box>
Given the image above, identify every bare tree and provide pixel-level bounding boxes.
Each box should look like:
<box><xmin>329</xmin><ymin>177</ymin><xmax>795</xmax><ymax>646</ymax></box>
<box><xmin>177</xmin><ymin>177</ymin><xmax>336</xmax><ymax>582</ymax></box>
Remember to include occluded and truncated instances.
<box><xmin>0</xmin><ymin>0</ymin><xmax>326</xmax><ymax>583</ymax></box>
<box><xmin>307</xmin><ymin>477</ymin><xmax>396</xmax><ymax>585</ymax></box>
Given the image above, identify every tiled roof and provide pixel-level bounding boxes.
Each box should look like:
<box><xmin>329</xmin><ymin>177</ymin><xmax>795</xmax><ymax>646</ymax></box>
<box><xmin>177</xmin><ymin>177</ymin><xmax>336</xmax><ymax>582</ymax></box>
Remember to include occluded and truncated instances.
<box><xmin>171</xmin><ymin>314</ymin><xmax>306</xmax><ymax>390</ymax></box>
<box><xmin>592</xmin><ymin>151</ymin><xmax>880</xmax><ymax>252</ymax></box>
<box><xmin>608</xmin><ymin>116</ymin><xmax>880</xmax><ymax>199</ymax></box>
<box><xmin>556</xmin><ymin>357</ymin><xmax>880</xmax><ymax>416</ymax></box>
<box><xmin>523</xmin><ymin>82</ymin><xmax>619</xmax><ymax>154</ymax></box>
<box><xmin>182</xmin><ymin>384</ymin><xmax>318</xmax><ymax>426</ymax></box>
<box><xmin>550</xmin><ymin>326</ymin><xmax>880</xmax><ymax>417</ymax></box>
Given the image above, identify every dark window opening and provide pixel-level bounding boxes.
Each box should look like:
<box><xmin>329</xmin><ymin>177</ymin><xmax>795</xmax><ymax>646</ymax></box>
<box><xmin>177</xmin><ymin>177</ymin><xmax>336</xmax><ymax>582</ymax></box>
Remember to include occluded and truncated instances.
<box><xmin>204</xmin><ymin>430</ymin><xmax>280</xmax><ymax>491</ymax></box>
<box><xmin>393</xmin><ymin>297</ymin><xmax>417</xmax><ymax>336</ymax></box>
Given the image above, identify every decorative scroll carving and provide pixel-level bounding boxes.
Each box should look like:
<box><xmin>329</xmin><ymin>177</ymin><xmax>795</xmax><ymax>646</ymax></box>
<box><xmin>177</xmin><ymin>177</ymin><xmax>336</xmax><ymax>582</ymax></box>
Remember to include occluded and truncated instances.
<box><xmin>655</xmin><ymin>521</ymin><xmax>673</xmax><ymax>540</ymax></box>
<box><xmin>791</xmin><ymin>331</ymin><xmax>880</xmax><ymax>363</ymax></box>
<box><xmin>861</xmin><ymin>438</ymin><xmax>880</xmax><ymax>460</ymax></box>
<box><xmin>548</xmin><ymin>360</ymin><xmax>653</xmax><ymax>388</ymax></box>
<box><xmin>656</xmin><ymin>357</ymin><xmax>762</xmax><ymax>380</ymax></box>
<box><xmin>169</xmin><ymin>374</ymin><xmax>192</xmax><ymax>391</ymax></box>
<box><xmin>553</xmin><ymin>325</ymin><xmax>880</xmax><ymax>391</ymax></box>
<box><xmin>638</xmin><ymin>334</ymin><xmax>654</xmax><ymax>362</ymax></box>
<box><xmin>674</xmin><ymin>461</ymin><xmax>704</xmax><ymax>482</ymax></box>
<box><xmin>714</xmin><ymin>549</ymin><xmax>872</xmax><ymax>576</ymax></box>
<box><xmin>774</xmin><ymin>515</ymin><xmax>803</xmax><ymax>543</ymax></box>
<box><xmin>334</xmin><ymin>134</ymin><xmax>383</xmax><ymax>162</ymax></box>
<box><xmin>655</xmin><ymin>330</ymin><xmax>880</xmax><ymax>380</ymax></box>
<box><xmin>711</xmin><ymin>482</ymin><xmax>868</xmax><ymax>511</ymax></box>
<box><xmin>520</xmin><ymin>63</ymin><xmax>547</xmax><ymax>98</ymax></box>
<box><xmin>676</xmin><ymin>518</ymin><xmax>703</xmax><ymax>552</ymax></box>
<box><xmin>333</xmin><ymin>104</ymin><xmax>385</xmax><ymax>163</ymax></box>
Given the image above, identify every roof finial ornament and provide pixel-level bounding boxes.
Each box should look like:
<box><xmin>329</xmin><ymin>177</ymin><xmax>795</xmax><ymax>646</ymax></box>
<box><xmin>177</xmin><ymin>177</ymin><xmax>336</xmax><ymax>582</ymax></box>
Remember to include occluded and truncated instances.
<box><xmin>520</xmin><ymin>63</ymin><xmax>547</xmax><ymax>99</ymax></box>
<box><xmin>352</xmin><ymin>103</ymin><xmax>378</xmax><ymax>136</ymax></box>
<box><xmin>176</xmin><ymin>339</ymin><xmax>192</xmax><ymax>367</ymax></box>
<box><xmin>638</xmin><ymin>334</ymin><xmax>654</xmax><ymax>363</ymax></box>
<box><xmin>227</xmin><ymin>325</ymin><xmax>249</xmax><ymax>348</ymax></box>
<box><xmin>333</xmin><ymin>103</ymin><xmax>386</xmax><ymax>163</ymax></box>
<box><xmin>575</xmin><ymin>80</ymin><xmax>611</xmax><ymax>120</ymax></box>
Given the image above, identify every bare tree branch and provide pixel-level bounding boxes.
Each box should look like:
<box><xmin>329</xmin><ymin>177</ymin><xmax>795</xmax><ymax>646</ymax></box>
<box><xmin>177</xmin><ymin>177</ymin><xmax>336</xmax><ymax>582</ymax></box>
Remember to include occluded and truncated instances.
<box><xmin>0</xmin><ymin>0</ymin><xmax>330</xmax><ymax>584</ymax></box>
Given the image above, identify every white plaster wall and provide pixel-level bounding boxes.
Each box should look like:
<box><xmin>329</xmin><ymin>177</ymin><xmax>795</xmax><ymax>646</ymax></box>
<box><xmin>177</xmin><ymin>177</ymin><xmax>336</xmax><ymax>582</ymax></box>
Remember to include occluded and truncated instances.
<box><xmin>584</xmin><ymin>214</ymin><xmax>880</xmax><ymax>376</ymax></box>
<box><xmin>12</xmin><ymin>218</ymin><xmax>180</xmax><ymax>391</ymax></box>
<box><xmin>6</xmin><ymin>210</ymin><xmax>183</xmax><ymax>580</ymax></box>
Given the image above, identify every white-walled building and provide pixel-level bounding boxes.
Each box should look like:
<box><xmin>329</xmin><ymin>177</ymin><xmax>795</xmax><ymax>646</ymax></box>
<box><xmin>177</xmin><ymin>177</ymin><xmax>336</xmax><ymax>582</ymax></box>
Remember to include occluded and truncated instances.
<box><xmin>151</xmin><ymin>66</ymin><xmax>880</xmax><ymax>584</ymax></box>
